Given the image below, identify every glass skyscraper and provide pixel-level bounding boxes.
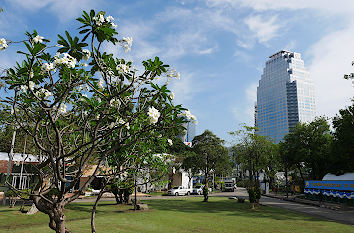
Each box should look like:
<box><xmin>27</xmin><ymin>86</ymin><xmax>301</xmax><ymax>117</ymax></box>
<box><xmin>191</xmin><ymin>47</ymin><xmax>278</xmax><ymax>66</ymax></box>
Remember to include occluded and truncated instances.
<box><xmin>255</xmin><ymin>50</ymin><xmax>316</xmax><ymax>143</ymax></box>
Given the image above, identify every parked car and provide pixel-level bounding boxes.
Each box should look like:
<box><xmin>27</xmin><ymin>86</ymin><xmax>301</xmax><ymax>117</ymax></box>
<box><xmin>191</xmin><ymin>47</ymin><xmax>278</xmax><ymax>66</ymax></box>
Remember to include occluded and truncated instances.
<box><xmin>167</xmin><ymin>186</ymin><xmax>192</xmax><ymax>196</ymax></box>
<box><xmin>192</xmin><ymin>185</ymin><xmax>212</xmax><ymax>195</ymax></box>
<box><xmin>223</xmin><ymin>181</ymin><xmax>236</xmax><ymax>192</ymax></box>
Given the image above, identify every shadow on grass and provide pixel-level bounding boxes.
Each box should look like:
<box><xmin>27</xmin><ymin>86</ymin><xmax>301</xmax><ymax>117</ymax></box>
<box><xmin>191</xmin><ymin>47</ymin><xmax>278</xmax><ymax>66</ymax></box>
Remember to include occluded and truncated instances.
<box><xmin>66</xmin><ymin>202</ymin><xmax>133</xmax><ymax>215</ymax></box>
<box><xmin>144</xmin><ymin>198</ymin><xmax>325</xmax><ymax>223</ymax></box>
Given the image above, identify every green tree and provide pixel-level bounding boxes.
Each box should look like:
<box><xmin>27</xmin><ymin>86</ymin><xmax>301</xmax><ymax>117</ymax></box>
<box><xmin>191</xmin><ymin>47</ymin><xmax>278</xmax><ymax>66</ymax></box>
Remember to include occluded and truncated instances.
<box><xmin>230</xmin><ymin>126</ymin><xmax>276</xmax><ymax>208</ymax></box>
<box><xmin>192</xmin><ymin>130</ymin><xmax>230</xmax><ymax>202</ymax></box>
<box><xmin>280</xmin><ymin>117</ymin><xmax>333</xmax><ymax>181</ymax></box>
<box><xmin>0</xmin><ymin>10</ymin><xmax>188</xmax><ymax>233</ymax></box>
<box><xmin>329</xmin><ymin>102</ymin><xmax>354</xmax><ymax>174</ymax></box>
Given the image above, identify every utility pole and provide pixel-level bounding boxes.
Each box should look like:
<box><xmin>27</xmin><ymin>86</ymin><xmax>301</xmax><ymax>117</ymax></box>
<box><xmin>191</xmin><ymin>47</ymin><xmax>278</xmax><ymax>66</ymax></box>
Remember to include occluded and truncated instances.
<box><xmin>3</xmin><ymin>128</ymin><xmax>17</xmax><ymax>205</ymax></box>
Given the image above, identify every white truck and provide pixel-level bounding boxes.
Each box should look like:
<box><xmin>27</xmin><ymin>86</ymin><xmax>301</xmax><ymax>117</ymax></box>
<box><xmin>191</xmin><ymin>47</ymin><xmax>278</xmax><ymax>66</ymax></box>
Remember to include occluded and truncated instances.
<box><xmin>167</xmin><ymin>186</ymin><xmax>192</xmax><ymax>196</ymax></box>
<box><xmin>223</xmin><ymin>181</ymin><xmax>236</xmax><ymax>192</ymax></box>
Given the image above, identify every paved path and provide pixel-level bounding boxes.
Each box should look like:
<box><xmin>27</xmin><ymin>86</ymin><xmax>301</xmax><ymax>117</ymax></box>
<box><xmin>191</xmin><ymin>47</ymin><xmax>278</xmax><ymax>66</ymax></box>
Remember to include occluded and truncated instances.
<box><xmin>260</xmin><ymin>195</ymin><xmax>354</xmax><ymax>226</ymax></box>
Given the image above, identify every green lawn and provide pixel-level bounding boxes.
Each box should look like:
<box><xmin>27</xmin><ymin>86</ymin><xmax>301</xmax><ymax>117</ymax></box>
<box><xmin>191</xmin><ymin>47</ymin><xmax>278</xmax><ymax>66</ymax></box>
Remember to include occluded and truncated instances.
<box><xmin>0</xmin><ymin>197</ymin><xmax>353</xmax><ymax>232</ymax></box>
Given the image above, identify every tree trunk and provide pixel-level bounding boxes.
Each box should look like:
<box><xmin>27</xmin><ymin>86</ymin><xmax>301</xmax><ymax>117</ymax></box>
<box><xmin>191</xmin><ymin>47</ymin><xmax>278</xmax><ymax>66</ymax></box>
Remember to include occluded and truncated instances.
<box><xmin>203</xmin><ymin>170</ymin><xmax>209</xmax><ymax>202</ymax></box>
<box><xmin>53</xmin><ymin>207</ymin><xmax>71</xmax><ymax>233</ymax></box>
<box><xmin>91</xmin><ymin>190</ymin><xmax>105</xmax><ymax>233</ymax></box>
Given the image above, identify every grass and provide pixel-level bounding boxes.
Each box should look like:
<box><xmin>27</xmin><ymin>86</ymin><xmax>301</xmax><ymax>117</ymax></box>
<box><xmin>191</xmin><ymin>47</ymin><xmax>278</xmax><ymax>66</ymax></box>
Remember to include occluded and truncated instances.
<box><xmin>0</xmin><ymin>197</ymin><xmax>353</xmax><ymax>232</ymax></box>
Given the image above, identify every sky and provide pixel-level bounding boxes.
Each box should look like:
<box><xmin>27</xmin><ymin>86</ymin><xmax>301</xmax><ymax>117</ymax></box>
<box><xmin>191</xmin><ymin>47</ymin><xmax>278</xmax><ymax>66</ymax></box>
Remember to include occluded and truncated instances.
<box><xmin>0</xmin><ymin>0</ymin><xmax>353</xmax><ymax>144</ymax></box>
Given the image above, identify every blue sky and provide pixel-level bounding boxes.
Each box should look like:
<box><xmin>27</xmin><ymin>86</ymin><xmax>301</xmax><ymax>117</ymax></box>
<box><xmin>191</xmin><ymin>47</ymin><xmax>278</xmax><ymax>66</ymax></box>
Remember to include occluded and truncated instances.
<box><xmin>0</xmin><ymin>0</ymin><xmax>353</xmax><ymax>144</ymax></box>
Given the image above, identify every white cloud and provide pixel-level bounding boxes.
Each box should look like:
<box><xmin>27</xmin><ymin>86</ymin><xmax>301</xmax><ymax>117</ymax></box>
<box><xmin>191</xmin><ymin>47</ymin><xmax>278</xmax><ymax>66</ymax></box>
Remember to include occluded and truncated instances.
<box><xmin>307</xmin><ymin>25</ymin><xmax>354</xmax><ymax>118</ymax></box>
<box><xmin>206</xmin><ymin>0</ymin><xmax>354</xmax><ymax>15</ymax></box>
<box><xmin>284</xmin><ymin>40</ymin><xmax>296</xmax><ymax>51</ymax></box>
<box><xmin>232</xmin><ymin>82</ymin><xmax>258</xmax><ymax>125</ymax></box>
<box><xmin>170</xmin><ymin>72</ymin><xmax>198</xmax><ymax>104</ymax></box>
<box><xmin>6</xmin><ymin>0</ymin><xmax>101</xmax><ymax>22</ymax></box>
<box><xmin>244</xmin><ymin>15</ymin><xmax>282</xmax><ymax>44</ymax></box>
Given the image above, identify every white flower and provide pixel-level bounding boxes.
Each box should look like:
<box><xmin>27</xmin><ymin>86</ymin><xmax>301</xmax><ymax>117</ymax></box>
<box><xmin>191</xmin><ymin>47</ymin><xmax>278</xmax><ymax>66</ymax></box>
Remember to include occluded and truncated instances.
<box><xmin>0</xmin><ymin>38</ymin><xmax>8</xmax><ymax>50</ymax></box>
<box><xmin>54</xmin><ymin>53</ymin><xmax>76</xmax><ymax>68</ymax></box>
<box><xmin>29</xmin><ymin>71</ymin><xmax>34</xmax><ymax>78</ymax></box>
<box><xmin>109</xmin><ymin>98</ymin><xmax>121</xmax><ymax>107</ymax></box>
<box><xmin>98</xmin><ymin>79</ymin><xmax>104</xmax><ymax>89</ymax></box>
<box><xmin>167</xmin><ymin>139</ymin><xmax>173</xmax><ymax>146</ymax></box>
<box><xmin>96</xmin><ymin>97</ymin><xmax>102</xmax><ymax>103</ymax></box>
<box><xmin>93</xmin><ymin>14</ymin><xmax>105</xmax><ymax>26</ymax></box>
<box><xmin>58</xmin><ymin>103</ymin><xmax>67</xmax><ymax>114</ymax></box>
<box><xmin>33</xmin><ymin>35</ymin><xmax>44</xmax><ymax>44</ymax></box>
<box><xmin>147</xmin><ymin>106</ymin><xmax>160</xmax><ymax>124</ymax></box>
<box><xmin>121</xmin><ymin>37</ymin><xmax>133</xmax><ymax>53</ymax></box>
<box><xmin>109</xmin><ymin>122</ymin><xmax>116</xmax><ymax>129</ymax></box>
<box><xmin>116</xmin><ymin>64</ymin><xmax>129</xmax><ymax>74</ymax></box>
<box><xmin>191</xmin><ymin>114</ymin><xmax>197</xmax><ymax>121</ymax></box>
<box><xmin>98</xmin><ymin>14</ymin><xmax>105</xmax><ymax>23</ymax></box>
<box><xmin>106</xmin><ymin>15</ymin><xmax>114</xmax><ymax>22</ymax></box>
<box><xmin>20</xmin><ymin>85</ymin><xmax>28</xmax><ymax>93</ymax></box>
<box><xmin>125</xmin><ymin>122</ymin><xmax>130</xmax><ymax>130</ymax></box>
<box><xmin>169</xmin><ymin>92</ymin><xmax>175</xmax><ymax>100</ymax></box>
<box><xmin>166</xmin><ymin>68</ymin><xmax>180</xmax><ymax>80</ymax></box>
<box><xmin>39</xmin><ymin>88</ymin><xmax>52</xmax><ymax>99</ymax></box>
<box><xmin>111</xmin><ymin>23</ymin><xmax>118</xmax><ymax>28</ymax></box>
<box><xmin>82</xmin><ymin>49</ymin><xmax>90</xmax><ymax>61</ymax></box>
<box><xmin>80</xmin><ymin>94</ymin><xmax>88</xmax><ymax>101</ymax></box>
<box><xmin>41</xmin><ymin>63</ymin><xmax>55</xmax><ymax>72</ymax></box>
<box><xmin>96</xmin><ymin>114</ymin><xmax>100</xmax><ymax>120</ymax></box>
<box><xmin>29</xmin><ymin>81</ymin><xmax>35</xmax><ymax>91</ymax></box>
<box><xmin>83</xmin><ymin>111</ymin><xmax>88</xmax><ymax>116</ymax></box>
<box><xmin>184</xmin><ymin>110</ymin><xmax>193</xmax><ymax>120</ymax></box>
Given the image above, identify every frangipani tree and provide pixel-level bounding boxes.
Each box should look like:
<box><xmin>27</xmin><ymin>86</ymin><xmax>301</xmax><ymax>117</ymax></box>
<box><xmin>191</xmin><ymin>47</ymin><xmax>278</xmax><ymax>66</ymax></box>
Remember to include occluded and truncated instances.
<box><xmin>0</xmin><ymin>10</ymin><xmax>194</xmax><ymax>233</ymax></box>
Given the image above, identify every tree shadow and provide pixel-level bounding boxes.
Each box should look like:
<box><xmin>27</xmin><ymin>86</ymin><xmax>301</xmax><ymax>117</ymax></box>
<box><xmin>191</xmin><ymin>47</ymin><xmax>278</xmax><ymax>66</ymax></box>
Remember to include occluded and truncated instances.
<box><xmin>144</xmin><ymin>198</ymin><xmax>329</xmax><ymax>224</ymax></box>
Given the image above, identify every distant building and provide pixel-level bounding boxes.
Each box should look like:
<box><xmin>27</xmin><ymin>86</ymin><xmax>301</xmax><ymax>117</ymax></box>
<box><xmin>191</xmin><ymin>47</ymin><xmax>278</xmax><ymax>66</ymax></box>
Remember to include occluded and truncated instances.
<box><xmin>255</xmin><ymin>50</ymin><xmax>316</xmax><ymax>143</ymax></box>
<box><xmin>179</xmin><ymin>120</ymin><xmax>196</xmax><ymax>143</ymax></box>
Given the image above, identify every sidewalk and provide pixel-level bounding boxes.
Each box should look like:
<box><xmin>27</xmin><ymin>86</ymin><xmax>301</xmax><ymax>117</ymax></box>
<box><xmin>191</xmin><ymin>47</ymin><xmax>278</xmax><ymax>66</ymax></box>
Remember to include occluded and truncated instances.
<box><xmin>260</xmin><ymin>194</ymin><xmax>354</xmax><ymax>226</ymax></box>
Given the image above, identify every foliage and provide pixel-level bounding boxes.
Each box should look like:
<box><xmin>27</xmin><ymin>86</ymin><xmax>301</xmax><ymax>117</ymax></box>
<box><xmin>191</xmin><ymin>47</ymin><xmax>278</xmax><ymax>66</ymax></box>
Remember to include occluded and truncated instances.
<box><xmin>230</xmin><ymin>125</ymin><xmax>278</xmax><ymax>205</ymax></box>
<box><xmin>329</xmin><ymin>102</ymin><xmax>354</xmax><ymax>174</ymax></box>
<box><xmin>0</xmin><ymin>9</ymin><xmax>187</xmax><ymax>233</ymax></box>
<box><xmin>192</xmin><ymin>130</ymin><xmax>230</xmax><ymax>202</ymax></box>
<box><xmin>280</xmin><ymin>117</ymin><xmax>333</xmax><ymax>180</ymax></box>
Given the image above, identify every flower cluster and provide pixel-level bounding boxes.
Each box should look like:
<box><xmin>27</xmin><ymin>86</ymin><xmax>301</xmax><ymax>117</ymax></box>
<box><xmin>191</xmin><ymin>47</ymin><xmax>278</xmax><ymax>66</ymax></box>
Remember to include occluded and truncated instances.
<box><xmin>54</xmin><ymin>52</ymin><xmax>77</xmax><ymax>68</ymax></box>
<box><xmin>165</xmin><ymin>68</ymin><xmax>180</xmax><ymax>80</ymax></box>
<box><xmin>169</xmin><ymin>92</ymin><xmax>175</xmax><ymax>100</ymax></box>
<box><xmin>38</xmin><ymin>88</ymin><xmax>52</xmax><ymax>99</ymax></box>
<box><xmin>41</xmin><ymin>62</ymin><xmax>55</xmax><ymax>72</ymax></box>
<box><xmin>93</xmin><ymin>14</ymin><xmax>117</xmax><ymax>28</ymax></box>
<box><xmin>0</xmin><ymin>38</ymin><xmax>8</xmax><ymax>50</ymax></box>
<box><xmin>147</xmin><ymin>106</ymin><xmax>160</xmax><ymax>124</ymax></box>
<box><xmin>58</xmin><ymin>103</ymin><xmax>67</xmax><ymax>114</ymax></box>
<box><xmin>109</xmin><ymin>97</ymin><xmax>121</xmax><ymax>107</ymax></box>
<box><xmin>33</xmin><ymin>35</ymin><xmax>44</xmax><ymax>44</ymax></box>
<box><xmin>109</xmin><ymin>118</ymin><xmax>130</xmax><ymax>130</ymax></box>
<box><xmin>179</xmin><ymin>110</ymin><xmax>198</xmax><ymax>125</ymax></box>
<box><xmin>82</xmin><ymin>49</ymin><xmax>90</xmax><ymax>61</ymax></box>
<box><xmin>98</xmin><ymin>79</ymin><xmax>104</xmax><ymax>89</ymax></box>
<box><xmin>116</xmin><ymin>63</ymin><xmax>129</xmax><ymax>74</ymax></box>
<box><xmin>120</xmin><ymin>37</ymin><xmax>133</xmax><ymax>53</ymax></box>
<box><xmin>20</xmin><ymin>81</ymin><xmax>52</xmax><ymax>99</ymax></box>
<box><xmin>167</xmin><ymin>139</ymin><xmax>173</xmax><ymax>146</ymax></box>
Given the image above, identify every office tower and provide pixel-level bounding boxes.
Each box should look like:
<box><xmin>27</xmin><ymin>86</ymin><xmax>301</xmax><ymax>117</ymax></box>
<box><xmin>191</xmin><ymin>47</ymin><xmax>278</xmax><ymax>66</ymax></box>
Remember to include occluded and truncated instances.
<box><xmin>179</xmin><ymin>120</ymin><xmax>196</xmax><ymax>143</ymax></box>
<box><xmin>255</xmin><ymin>50</ymin><xmax>316</xmax><ymax>143</ymax></box>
